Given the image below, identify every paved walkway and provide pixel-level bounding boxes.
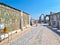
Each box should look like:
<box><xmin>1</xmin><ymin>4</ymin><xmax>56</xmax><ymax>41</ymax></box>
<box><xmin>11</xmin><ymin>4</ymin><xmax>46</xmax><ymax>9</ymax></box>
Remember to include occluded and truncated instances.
<box><xmin>9</xmin><ymin>24</ymin><xmax>60</xmax><ymax>45</ymax></box>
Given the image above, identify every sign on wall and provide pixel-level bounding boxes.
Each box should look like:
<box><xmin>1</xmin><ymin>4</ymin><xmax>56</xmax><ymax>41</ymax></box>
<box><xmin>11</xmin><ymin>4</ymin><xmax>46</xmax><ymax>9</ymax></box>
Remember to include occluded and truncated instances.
<box><xmin>0</xmin><ymin>23</ymin><xmax>4</xmax><ymax>29</ymax></box>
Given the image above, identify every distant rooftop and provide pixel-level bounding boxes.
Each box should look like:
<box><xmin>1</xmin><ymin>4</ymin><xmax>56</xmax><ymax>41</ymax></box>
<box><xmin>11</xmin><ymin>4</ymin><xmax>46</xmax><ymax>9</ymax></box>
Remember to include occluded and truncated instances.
<box><xmin>50</xmin><ymin>12</ymin><xmax>60</xmax><ymax>15</ymax></box>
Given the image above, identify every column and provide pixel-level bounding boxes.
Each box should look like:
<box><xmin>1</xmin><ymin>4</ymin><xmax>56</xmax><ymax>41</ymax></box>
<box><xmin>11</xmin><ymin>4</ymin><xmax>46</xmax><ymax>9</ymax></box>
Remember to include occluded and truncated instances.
<box><xmin>39</xmin><ymin>16</ymin><xmax>41</xmax><ymax>23</ymax></box>
<box><xmin>44</xmin><ymin>16</ymin><xmax>46</xmax><ymax>23</ymax></box>
<box><xmin>21</xmin><ymin>11</ymin><xmax>23</xmax><ymax>30</ymax></box>
<box><xmin>49</xmin><ymin>15</ymin><xmax>51</xmax><ymax>26</ymax></box>
<box><xmin>57</xmin><ymin>15</ymin><xmax>59</xmax><ymax>28</ymax></box>
<box><xmin>59</xmin><ymin>15</ymin><xmax>60</xmax><ymax>29</ymax></box>
<box><xmin>29</xmin><ymin>15</ymin><xmax>30</xmax><ymax>27</ymax></box>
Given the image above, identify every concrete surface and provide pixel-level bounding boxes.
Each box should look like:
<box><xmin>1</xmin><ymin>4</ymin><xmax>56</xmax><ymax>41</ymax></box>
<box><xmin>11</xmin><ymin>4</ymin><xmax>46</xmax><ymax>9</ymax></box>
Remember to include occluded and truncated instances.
<box><xmin>9</xmin><ymin>24</ymin><xmax>60</xmax><ymax>45</ymax></box>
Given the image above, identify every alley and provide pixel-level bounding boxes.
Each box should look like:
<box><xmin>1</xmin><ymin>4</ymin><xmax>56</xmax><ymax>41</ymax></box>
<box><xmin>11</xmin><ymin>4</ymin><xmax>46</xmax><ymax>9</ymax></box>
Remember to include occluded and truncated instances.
<box><xmin>10</xmin><ymin>24</ymin><xmax>60</xmax><ymax>45</ymax></box>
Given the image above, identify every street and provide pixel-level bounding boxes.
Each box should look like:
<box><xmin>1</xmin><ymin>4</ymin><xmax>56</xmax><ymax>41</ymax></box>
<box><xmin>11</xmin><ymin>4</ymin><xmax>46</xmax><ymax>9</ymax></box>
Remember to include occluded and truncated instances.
<box><xmin>9</xmin><ymin>24</ymin><xmax>60</xmax><ymax>45</ymax></box>
<box><xmin>0</xmin><ymin>1</ymin><xmax>60</xmax><ymax>45</ymax></box>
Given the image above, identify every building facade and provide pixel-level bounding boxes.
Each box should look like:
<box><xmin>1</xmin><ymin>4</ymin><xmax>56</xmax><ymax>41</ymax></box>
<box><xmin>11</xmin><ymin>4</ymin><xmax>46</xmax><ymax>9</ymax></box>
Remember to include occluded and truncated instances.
<box><xmin>0</xmin><ymin>2</ymin><xmax>30</xmax><ymax>31</ymax></box>
<box><xmin>30</xmin><ymin>18</ymin><xmax>36</xmax><ymax>26</ymax></box>
<box><xmin>49</xmin><ymin>12</ymin><xmax>60</xmax><ymax>29</ymax></box>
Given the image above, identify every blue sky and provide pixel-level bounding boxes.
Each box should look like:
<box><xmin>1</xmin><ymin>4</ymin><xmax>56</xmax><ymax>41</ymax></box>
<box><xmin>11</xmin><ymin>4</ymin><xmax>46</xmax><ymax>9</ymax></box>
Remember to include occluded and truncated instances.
<box><xmin>0</xmin><ymin>0</ymin><xmax>60</xmax><ymax>19</ymax></box>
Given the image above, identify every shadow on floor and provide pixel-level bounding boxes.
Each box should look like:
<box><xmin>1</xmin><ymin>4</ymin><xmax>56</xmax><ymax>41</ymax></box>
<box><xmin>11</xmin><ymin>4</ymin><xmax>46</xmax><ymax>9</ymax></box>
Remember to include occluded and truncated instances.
<box><xmin>43</xmin><ymin>24</ymin><xmax>60</xmax><ymax>36</ymax></box>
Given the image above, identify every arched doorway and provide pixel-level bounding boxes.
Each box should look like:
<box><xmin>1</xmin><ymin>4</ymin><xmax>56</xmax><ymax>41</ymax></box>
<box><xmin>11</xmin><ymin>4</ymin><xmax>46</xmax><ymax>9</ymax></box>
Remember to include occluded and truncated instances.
<box><xmin>39</xmin><ymin>14</ymin><xmax>44</xmax><ymax>23</ymax></box>
<box><xmin>45</xmin><ymin>15</ymin><xmax>50</xmax><ymax>23</ymax></box>
<box><xmin>39</xmin><ymin>14</ymin><xmax>50</xmax><ymax>23</ymax></box>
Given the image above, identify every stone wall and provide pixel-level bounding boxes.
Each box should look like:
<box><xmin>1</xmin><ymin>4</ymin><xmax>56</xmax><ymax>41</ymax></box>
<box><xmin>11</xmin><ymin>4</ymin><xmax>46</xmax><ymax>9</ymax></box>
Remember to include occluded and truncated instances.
<box><xmin>0</xmin><ymin>4</ymin><xmax>30</xmax><ymax>31</ymax></box>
